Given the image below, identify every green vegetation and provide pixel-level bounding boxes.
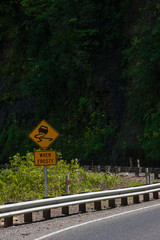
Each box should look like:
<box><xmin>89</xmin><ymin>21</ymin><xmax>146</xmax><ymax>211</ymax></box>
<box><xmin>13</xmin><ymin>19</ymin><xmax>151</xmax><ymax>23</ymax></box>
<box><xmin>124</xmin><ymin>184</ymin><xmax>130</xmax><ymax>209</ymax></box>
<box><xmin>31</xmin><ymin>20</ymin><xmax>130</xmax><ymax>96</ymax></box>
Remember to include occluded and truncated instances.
<box><xmin>0</xmin><ymin>152</ymin><xmax>124</xmax><ymax>204</ymax></box>
<box><xmin>0</xmin><ymin>1</ymin><xmax>160</xmax><ymax>166</ymax></box>
<box><xmin>127</xmin><ymin>181</ymin><xmax>145</xmax><ymax>188</ymax></box>
<box><xmin>123</xmin><ymin>1</ymin><xmax>160</xmax><ymax>165</ymax></box>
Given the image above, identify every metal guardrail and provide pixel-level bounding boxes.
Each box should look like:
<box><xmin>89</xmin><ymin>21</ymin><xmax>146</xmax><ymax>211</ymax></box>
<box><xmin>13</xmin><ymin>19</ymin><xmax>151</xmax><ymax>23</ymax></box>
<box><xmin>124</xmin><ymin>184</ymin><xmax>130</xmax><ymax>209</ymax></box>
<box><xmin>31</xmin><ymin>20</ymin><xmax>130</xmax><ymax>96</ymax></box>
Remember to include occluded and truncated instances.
<box><xmin>82</xmin><ymin>165</ymin><xmax>160</xmax><ymax>173</ymax></box>
<box><xmin>82</xmin><ymin>165</ymin><xmax>160</xmax><ymax>179</ymax></box>
<box><xmin>1</xmin><ymin>183</ymin><xmax>160</xmax><ymax>227</ymax></box>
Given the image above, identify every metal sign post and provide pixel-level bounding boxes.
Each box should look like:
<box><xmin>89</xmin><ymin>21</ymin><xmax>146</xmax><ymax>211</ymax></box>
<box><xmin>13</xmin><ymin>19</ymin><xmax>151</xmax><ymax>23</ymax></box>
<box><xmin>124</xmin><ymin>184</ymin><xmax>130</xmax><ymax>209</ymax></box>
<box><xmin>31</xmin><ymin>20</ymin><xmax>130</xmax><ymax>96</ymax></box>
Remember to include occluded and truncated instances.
<box><xmin>44</xmin><ymin>166</ymin><xmax>48</xmax><ymax>197</ymax></box>
<box><xmin>29</xmin><ymin>120</ymin><xmax>59</xmax><ymax>198</ymax></box>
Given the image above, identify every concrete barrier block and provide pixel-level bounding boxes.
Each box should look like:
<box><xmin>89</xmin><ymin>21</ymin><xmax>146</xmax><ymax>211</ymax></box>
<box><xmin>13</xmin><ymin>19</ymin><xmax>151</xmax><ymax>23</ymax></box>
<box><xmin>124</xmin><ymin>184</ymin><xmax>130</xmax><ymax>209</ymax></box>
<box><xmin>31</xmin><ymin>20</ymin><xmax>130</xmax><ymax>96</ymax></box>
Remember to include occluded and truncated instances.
<box><xmin>94</xmin><ymin>201</ymin><xmax>102</xmax><ymax>211</ymax></box>
<box><xmin>121</xmin><ymin>197</ymin><xmax>128</xmax><ymax>206</ymax></box>
<box><xmin>43</xmin><ymin>209</ymin><xmax>51</xmax><ymax>219</ymax></box>
<box><xmin>133</xmin><ymin>195</ymin><xmax>140</xmax><ymax>204</ymax></box>
<box><xmin>4</xmin><ymin>217</ymin><xmax>13</xmax><ymax>227</ymax></box>
<box><xmin>143</xmin><ymin>193</ymin><xmax>150</xmax><ymax>202</ymax></box>
<box><xmin>62</xmin><ymin>206</ymin><xmax>69</xmax><ymax>215</ymax></box>
<box><xmin>79</xmin><ymin>203</ymin><xmax>87</xmax><ymax>213</ymax></box>
<box><xmin>109</xmin><ymin>199</ymin><xmax>116</xmax><ymax>208</ymax></box>
<box><xmin>153</xmin><ymin>191</ymin><xmax>159</xmax><ymax>199</ymax></box>
<box><xmin>24</xmin><ymin>213</ymin><xmax>32</xmax><ymax>223</ymax></box>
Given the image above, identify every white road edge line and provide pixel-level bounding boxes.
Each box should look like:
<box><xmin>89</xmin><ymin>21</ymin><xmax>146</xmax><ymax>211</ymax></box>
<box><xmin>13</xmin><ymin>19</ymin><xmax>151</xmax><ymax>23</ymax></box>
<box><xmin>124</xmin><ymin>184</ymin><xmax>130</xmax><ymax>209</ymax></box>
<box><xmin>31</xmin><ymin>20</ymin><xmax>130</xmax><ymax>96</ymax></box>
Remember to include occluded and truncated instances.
<box><xmin>34</xmin><ymin>203</ymin><xmax>160</xmax><ymax>240</ymax></box>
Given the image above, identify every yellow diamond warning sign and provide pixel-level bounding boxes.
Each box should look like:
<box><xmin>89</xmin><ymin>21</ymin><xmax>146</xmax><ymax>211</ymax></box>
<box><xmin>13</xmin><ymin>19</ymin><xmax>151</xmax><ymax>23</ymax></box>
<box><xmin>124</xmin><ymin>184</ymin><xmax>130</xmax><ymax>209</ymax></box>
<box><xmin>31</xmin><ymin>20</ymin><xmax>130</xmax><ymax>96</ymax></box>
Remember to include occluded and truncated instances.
<box><xmin>34</xmin><ymin>150</ymin><xmax>57</xmax><ymax>166</ymax></box>
<box><xmin>29</xmin><ymin>120</ymin><xmax>59</xmax><ymax>149</ymax></box>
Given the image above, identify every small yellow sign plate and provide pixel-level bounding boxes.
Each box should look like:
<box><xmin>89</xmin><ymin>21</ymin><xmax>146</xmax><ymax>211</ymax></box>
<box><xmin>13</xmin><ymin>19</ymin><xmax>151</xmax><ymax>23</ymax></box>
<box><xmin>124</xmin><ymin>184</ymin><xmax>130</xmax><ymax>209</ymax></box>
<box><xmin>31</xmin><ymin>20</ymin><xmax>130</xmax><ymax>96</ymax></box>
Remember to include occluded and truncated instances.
<box><xmin>34</xmin><ymin>150</ymin><xmax>57</xmax><ymax>166</ymax></box>
<box><xmin>29</xmin><ymin>120</ymin><xmax>59</xmax><ymax>149</ymax></box>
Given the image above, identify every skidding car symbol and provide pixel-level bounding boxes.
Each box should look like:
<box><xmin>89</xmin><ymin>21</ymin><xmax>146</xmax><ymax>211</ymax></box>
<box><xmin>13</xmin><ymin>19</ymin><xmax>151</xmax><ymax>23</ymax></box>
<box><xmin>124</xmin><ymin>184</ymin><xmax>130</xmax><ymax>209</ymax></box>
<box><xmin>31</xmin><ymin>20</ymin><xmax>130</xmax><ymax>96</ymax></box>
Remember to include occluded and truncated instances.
<box><xmin>34</xmin><ymin>125</ymin><xmax>53</xmax><ymax>142</ymax></box>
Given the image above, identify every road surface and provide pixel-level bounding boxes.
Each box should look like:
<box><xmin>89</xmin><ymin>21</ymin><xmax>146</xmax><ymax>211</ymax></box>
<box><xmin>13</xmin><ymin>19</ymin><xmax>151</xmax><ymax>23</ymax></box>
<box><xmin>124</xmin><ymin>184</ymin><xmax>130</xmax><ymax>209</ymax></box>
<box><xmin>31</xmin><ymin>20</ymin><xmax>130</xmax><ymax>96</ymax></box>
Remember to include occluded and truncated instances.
<box><xmin>1</xmin><ymin>199</ymin><xmax>160</xmax><ymax>240</ymax></box>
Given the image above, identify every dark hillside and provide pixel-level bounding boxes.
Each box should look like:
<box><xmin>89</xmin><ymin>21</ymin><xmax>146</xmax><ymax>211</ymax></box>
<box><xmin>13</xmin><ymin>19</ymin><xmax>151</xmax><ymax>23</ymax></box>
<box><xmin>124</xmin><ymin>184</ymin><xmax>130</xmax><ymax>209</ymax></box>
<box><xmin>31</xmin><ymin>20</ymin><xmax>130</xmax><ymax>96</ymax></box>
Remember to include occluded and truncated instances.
<box><xmin>0</xmin><ymin>0</ymin><xmax>160</xmax><ymax>167</ymax></box>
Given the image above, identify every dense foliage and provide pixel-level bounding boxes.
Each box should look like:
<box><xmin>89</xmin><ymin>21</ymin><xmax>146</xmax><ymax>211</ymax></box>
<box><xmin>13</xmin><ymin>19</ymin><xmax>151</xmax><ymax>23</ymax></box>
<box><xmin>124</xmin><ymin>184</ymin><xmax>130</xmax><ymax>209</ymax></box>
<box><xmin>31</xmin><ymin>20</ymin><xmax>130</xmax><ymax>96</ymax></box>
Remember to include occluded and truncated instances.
<box><xmin>0</xmin><ymin>0</ymin><xmax>160</xmax><ymax>166</ymax></box>
<box><xmin>123</xmin><ymin>1</ymin><xmax>160</xmax><ymax>165</ymax></box>
<box><xmin>0</xmin><ymin>152</ymin><xmax>123</xmax><ymax>204</ymax></box>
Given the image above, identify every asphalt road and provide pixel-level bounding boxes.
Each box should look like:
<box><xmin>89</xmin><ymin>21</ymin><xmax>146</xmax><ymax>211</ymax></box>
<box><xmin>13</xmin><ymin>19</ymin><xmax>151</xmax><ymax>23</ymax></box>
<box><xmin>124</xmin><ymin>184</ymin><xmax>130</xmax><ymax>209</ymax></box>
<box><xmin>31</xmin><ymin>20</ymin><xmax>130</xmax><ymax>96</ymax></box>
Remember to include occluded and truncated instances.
<box><xmin>1</xmin><ymin>200</ymin><xmax>160</xmax><ymax>240</ymax></box>
<box><xmin>35</xmin><ymin>203</ymin><xmax>160</xmax><ymax>240</ymax></box>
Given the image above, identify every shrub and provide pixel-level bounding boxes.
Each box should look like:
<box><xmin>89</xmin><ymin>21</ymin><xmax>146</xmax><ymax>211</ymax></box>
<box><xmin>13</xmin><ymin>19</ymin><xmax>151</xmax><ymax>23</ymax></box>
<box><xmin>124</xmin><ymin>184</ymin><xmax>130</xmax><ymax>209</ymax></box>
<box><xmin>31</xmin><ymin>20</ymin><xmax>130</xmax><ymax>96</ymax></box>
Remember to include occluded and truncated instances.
<box><xmin>0</xmin><ymin>152</ymin><xmax>124</xmax><ymax>204</ymax></box>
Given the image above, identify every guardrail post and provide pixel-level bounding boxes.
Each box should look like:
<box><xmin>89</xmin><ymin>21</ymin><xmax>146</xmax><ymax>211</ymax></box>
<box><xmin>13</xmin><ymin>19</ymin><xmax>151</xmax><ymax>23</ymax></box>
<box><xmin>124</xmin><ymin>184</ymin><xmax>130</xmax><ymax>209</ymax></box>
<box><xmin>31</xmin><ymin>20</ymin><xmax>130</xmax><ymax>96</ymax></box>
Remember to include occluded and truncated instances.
<box><xmin>91</xmin><ymin>160</ymin><xmax>94</xmax><ymax>171</ymax></box>
<box><xmin>135</xmin><ymin>168</ymin><xmax>140</xmax><ymax>177</ymax></box>
<box><xmin>83</xmin><ymin>165</ymin><xmax>89</xmax><ymax>171</ymax></box>
<box><xmin>104</xmin><ymin>166</ymin><xmax>111</xmax><ymax>172</ymax></box>
<box><xmin>114</xmin><ymin>166</ymin><xmax>118</xmax><ymax>175</ymax></box>
<box><xmin>133</xmin><ymin>195</ymin><xmax>140</xmax><ymax>204</ymax></box>
<box><xmin>4</xmin><ymin>217</ymin><xmax>13</xmax><ymax>227</ymax></box>
<box><xmin>143</xmin><ymin>193</ymin><xmax>150</xmax><ymax>201</ymax></box>
<box><xmin>109</xmin><ymin>199</ymin><xmax>116</xmax><ymax>208</ymax></box>
<box><xmin>129</xmin><ymin>157</ymin><xmax>133</xmax><ymax>168</ymax></box>
<box><xmin>121</xmin><ymin>197</ymin><xmax>128</xmax><ymax>206</ymax></box>
<box><xmin>154</xmin><ymin>169</ymin><xmax>159</xmax><ymax>179</ymax></box>
<box><xmin>62</xmin><ymin>206</ymin><xmax>69</xmax><ymax>215</ymax></box>
<box><xmin>24</xmin><ymin>213</ymin><xmax>32</xmax><ymax>223</ymax></box>
<box><xmin>154</xmin><ymin>172</ymin><xmax>158</xmax><ymax>179</ymax></box>
<box><xmin>94</xmin><ymin>201</ymin><xmax>102</xmax><ymax>210</ymax></box>
<box><xmin>79</xmin><ymin>203</ymin><xmax>87</xmax><ymax>213</ymax></box>
<box><xmin>145</xmin><ymin>168</ymin><xmax>150</xmax><ymax>184</ymax></box>
<box><xmin>43</xmin><ymin>209</ymin><xmax>51</xmax><ymax>219</ymax></box>
<box><xmin>153</xmin><ymin>191</ymin><xmax>159</xmax><ymax>199</ymax></box>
